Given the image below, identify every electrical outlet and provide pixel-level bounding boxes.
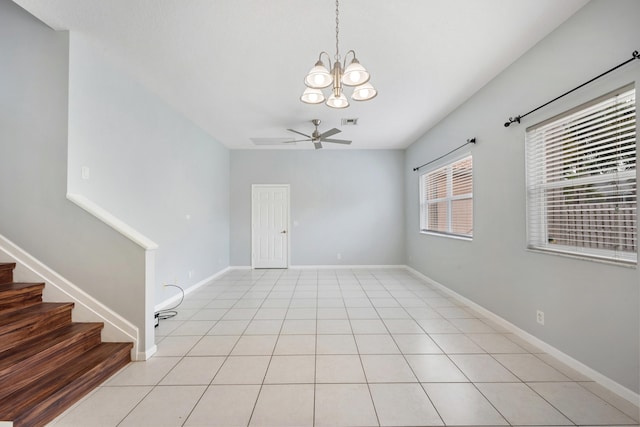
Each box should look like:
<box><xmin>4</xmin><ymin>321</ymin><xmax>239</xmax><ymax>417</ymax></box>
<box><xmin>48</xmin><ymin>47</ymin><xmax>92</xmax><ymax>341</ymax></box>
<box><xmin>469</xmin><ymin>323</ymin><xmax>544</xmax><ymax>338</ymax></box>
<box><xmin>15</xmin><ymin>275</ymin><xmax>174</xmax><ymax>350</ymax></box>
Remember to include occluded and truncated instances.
<box><xmin>188</xmin><ymin>270</ymin><xmax>194</xmax><ymax>279</ymax></box>
<box><xmin>536</xmin><ymin>310</ymin><xmax>545</xmax><ymax>325</ymax></box>
<box><xmin>337</xmin><ymin>253</ymin><xmax>342</xmax><ymax>260</ymax></box>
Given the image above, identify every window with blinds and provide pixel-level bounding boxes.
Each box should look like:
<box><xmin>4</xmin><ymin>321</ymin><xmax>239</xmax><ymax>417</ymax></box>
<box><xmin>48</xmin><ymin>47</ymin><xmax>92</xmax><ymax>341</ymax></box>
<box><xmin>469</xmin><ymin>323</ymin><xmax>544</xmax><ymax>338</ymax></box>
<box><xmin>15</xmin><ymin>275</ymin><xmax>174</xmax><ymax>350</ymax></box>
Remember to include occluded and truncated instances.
<box><xmin>420</xmin><ymin>155</ymin><xmax>473</xmax><ymax>238</ymax></box>
<box><xmin>525</xmin><ymin>85</ymin><xmax>636</xmax><ymax>264</ymax></box>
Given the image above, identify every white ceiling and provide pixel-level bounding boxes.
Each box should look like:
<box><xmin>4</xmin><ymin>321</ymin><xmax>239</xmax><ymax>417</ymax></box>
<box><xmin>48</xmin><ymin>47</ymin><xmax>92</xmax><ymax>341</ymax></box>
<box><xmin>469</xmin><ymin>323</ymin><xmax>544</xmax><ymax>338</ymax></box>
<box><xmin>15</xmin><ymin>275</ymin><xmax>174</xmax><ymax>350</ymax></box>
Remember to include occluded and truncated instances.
<box><xmin>14</xmin><ymin>0</ymin><xmax>589</xmax><ymax>150</ymax></box>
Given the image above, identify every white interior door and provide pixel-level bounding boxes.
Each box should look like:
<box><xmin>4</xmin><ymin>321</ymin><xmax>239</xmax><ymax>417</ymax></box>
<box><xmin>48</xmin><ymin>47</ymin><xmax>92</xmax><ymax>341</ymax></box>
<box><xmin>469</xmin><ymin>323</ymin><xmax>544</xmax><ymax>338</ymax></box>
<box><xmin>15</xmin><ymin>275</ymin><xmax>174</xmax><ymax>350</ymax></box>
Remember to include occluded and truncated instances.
<box><xmin>252</xmin><ymin>184</ymin><xmax>289</xmax><ymax>268</ymax></box>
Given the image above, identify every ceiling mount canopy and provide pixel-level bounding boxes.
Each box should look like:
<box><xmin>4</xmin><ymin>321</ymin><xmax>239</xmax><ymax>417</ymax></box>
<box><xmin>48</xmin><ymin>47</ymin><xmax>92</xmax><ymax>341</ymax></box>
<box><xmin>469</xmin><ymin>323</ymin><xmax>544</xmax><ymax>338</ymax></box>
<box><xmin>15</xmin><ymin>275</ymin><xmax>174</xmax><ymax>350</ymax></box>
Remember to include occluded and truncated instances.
<box><xmin>300</xmin><ymin>0</ymin><xmax>377</xmax><ymax>109</ymax></box>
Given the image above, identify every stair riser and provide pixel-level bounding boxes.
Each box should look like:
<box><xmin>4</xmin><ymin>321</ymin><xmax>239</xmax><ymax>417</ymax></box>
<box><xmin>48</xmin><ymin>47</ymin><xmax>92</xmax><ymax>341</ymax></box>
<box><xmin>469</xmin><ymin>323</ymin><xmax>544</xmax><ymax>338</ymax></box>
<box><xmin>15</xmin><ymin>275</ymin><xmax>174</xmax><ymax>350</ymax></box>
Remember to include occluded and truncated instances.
<box><xmin>0</xmin><ymin>328</ymin><xmax>102</xmax><ymax>401</ymax></box>
<box><xmin>0</xmin><ymin>308</ymin><xmax>72</xmax><ymax>353</ymax></box>
<box><xmin>0</xmin><ymin>270</ymin><xmax>12</xmax><ymax>284</ymax></box>
<box><xmin>0</xmin><ymin>290</ymin><xmax>43</xmax><ymax>313</ymax></box>
<box><xmin>0</xmin><ymin>264</ymin><xmax>15</xmax><ymax>284</ymax></box>
<box><xmin>12</xmin><ymin>345</ymin><xmax>131</xmax><ymax>427</ymax></box>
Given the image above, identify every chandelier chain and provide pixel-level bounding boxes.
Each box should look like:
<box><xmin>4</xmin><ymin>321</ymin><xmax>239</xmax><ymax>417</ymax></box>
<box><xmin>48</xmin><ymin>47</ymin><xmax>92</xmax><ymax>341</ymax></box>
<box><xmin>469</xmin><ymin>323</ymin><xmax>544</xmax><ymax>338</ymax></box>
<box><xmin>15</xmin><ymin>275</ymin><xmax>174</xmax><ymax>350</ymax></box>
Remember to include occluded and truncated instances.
<box><xmin>335</xmin><ymin>0</ymin><xmax>340</xmax><ymax>62</ymax></box>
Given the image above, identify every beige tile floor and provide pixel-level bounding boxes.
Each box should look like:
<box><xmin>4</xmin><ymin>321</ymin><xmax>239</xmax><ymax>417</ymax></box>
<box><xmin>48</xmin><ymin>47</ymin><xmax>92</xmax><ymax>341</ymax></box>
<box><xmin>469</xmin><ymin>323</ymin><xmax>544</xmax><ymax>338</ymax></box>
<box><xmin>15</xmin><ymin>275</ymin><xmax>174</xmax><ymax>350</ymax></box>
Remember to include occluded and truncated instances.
<box><xmin>50</xmin><ymin>268</ymin><xmax>640</xmax><ymax>426</ymax></box>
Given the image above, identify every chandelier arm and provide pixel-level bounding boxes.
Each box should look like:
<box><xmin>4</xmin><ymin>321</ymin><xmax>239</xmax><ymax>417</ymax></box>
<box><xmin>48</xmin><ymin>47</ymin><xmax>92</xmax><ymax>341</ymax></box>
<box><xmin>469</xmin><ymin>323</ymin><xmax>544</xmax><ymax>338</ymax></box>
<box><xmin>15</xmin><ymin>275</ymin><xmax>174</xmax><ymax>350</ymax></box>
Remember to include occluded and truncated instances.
<box><xmin>343</xmin><ymin>50</ymin><xmax>357</xmax><ymax>68</ymax></box>
<box><xmin>318</xmin><ymin>51</ymin><xmax>333</xmax><ymax>70</ymax></box>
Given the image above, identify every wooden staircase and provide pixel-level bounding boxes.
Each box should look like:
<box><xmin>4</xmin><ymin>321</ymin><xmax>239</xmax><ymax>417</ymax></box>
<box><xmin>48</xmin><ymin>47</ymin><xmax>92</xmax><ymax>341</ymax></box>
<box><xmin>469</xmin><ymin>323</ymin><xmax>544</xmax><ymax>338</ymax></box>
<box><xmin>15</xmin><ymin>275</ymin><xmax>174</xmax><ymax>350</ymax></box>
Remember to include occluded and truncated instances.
<box><xmin>0</xmin><ymin>262</ymin><xmax>132</xmax><ymax>426</ymax></box>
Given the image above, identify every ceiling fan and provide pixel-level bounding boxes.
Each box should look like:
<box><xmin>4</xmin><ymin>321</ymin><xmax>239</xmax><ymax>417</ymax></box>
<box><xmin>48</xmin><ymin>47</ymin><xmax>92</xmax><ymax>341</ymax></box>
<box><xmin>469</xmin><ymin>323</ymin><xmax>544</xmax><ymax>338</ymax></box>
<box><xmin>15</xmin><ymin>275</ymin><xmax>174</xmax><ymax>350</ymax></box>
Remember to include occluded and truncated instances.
<box><xmin>286</xmin><ymin>119</ymin><xmax>351</xmax><ymax>150</ymax></box>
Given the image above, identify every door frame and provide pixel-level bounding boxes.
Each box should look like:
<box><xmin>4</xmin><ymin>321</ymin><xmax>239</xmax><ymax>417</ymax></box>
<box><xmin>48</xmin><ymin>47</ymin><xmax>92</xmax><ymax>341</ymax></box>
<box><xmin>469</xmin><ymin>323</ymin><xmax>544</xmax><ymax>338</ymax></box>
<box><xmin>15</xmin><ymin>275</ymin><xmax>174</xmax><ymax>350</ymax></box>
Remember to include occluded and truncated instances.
<box><xmin>251</xmin><ymin>184</ymin><xmax>291</xmax><ymax>269</ymax></box>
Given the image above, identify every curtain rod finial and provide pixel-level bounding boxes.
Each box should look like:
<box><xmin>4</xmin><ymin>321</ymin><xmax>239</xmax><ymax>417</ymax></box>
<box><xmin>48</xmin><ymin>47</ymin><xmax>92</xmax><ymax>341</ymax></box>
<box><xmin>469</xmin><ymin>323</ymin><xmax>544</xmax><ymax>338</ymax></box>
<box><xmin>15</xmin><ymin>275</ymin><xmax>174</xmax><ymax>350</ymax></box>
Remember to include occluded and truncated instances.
<box><xmin>467</xmin><ymin>137</ymin><xmax>476</xmax><ymax>144</ymax></box>
<box><xmin>504</xmin><ymin>116</ymin><xmax>521</xmax><ymax>127</ymax></box>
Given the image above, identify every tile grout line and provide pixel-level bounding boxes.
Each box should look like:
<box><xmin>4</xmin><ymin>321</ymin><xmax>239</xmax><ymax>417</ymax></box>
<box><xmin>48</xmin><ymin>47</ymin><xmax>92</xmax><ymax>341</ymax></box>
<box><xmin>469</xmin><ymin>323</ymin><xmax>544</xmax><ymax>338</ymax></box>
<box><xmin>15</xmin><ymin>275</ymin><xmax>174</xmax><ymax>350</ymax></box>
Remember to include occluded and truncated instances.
<box><xmin>178</xmin><ymin>275</ymin><xmax>249</xmax><ymax>426</ymax></box>
<box><xmin>346</xmin><ymin>270</ymin><xmax>381</xmax><ymax>427</ymax></box>
<box><xmin>243</xmin><ymin>269</ymin><xmax>287</xmax><ymax>426</ymax></box>
<box><xmin>119</xmin><ymin>280</ymin><xmax>235</xmax><ymax>427</ymax></box>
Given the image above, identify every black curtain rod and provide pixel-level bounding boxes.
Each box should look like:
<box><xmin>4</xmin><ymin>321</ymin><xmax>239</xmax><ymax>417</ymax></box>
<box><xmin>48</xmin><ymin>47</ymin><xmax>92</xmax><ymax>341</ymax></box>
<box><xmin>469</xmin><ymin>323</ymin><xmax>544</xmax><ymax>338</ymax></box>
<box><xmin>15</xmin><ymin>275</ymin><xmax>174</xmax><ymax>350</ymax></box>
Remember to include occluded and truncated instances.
<box><xmin>504</xmin><ymin>50</ymin><xmax>639</xmax><ymax>127</ymax></box>
<box><xmin>412</xmin><ymin>138</ymin><xmax>476</xmax><ymax>172</ymax></box>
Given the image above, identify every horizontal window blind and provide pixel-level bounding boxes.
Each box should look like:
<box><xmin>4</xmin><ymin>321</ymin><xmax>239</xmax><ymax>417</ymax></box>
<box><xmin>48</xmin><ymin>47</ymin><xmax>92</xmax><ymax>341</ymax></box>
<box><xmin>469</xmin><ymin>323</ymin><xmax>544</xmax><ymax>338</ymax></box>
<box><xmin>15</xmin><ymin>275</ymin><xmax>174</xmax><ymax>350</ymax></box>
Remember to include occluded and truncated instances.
<box><xmin>526</xmin><ymin>86</ymin><xmax>636</xmax><ymax>263</ymax></box>
<box><xmin>420</xmin><ymin>155</ymin><xmax>473</xmax><ymax>238</ymax></box>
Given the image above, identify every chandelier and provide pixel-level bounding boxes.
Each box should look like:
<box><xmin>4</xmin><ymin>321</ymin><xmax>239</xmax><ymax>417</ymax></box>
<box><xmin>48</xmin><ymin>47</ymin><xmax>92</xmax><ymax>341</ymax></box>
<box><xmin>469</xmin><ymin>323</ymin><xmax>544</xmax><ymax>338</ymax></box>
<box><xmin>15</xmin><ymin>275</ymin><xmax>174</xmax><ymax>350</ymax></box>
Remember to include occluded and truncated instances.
<box><xmin>300</xmin><ymin>0</ymin><xmax>377</xmax><ymax>109</ymax></box>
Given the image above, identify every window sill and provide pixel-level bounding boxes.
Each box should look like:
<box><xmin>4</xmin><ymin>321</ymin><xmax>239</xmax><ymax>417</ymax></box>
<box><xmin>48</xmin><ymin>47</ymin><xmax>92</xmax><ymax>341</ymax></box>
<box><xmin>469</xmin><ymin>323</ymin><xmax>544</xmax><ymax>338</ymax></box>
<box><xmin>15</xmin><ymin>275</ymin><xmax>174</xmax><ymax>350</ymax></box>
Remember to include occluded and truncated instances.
<box><xmin>420</xmin><ymin>230</ymin><xmax>472</xmax><ymax>242</ymax></box>
<box><xmin>526</xmin><ymin>247</ymin><xmax>637</xmax><ymax>269</ymax></box>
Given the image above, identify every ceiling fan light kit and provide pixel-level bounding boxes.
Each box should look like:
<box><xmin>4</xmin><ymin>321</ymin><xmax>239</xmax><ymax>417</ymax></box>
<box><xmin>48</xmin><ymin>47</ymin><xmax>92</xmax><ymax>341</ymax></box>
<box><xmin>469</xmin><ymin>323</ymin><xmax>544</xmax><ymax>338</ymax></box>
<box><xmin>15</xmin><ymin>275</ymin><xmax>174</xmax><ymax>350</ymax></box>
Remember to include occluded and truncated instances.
<box><xmin>300</xmin><ymin>0</ymin><xmax>377</xmax><ymax>108</ymax></box>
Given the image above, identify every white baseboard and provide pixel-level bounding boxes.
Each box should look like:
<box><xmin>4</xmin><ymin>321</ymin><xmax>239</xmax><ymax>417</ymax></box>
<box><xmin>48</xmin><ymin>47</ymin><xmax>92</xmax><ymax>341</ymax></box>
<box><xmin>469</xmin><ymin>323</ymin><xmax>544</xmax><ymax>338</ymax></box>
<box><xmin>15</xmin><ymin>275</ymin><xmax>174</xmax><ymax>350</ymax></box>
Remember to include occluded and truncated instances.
<box><xmin>137</xmin><ymin>344</ymin><xmax>157</xmax><ymax>361</ymax></box>
<box><xmin>404</xmin><ymin>265</ymin><xmax>640</xmax><ymax>408</ymax></box>
<box><xmin>151</xmin><ymin>261</ymin><xmax>639</xmax><ymax>406</ymax></box>
<box><xmin>0</xmin><ymin>233</ymin><xmax>139</xmax><ymax>357</ymax></box>
<box><xmin>229</xmin><ymin>264</ymin><xmax>407</xmax><ymax>270</ymax></box>
<box><xmin>154</xmin><ymin>267</ymin><xmax>232</xmax><ymax>312</ymax></box>
<box><xmin>291</xmin><ymin>264</ymin><xmax>407</xmax><ymax>270</ymax></box>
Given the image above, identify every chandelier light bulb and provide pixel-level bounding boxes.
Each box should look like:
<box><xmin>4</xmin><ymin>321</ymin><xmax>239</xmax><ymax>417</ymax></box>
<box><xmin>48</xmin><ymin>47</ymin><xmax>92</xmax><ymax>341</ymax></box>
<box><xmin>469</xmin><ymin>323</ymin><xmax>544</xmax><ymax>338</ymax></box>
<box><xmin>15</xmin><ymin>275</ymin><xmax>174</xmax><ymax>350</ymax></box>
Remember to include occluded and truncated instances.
<box><xmin>304</xmin><ymin>61</ymin><xmax>333</xmax><ymax>89</ymax></box>
<box><xmin>342</xmin><ymin>58</ymin><xmax>370</xmax><ymax>87</ymax></box>
<box><xmin>326</xmin><ymin>92</ymin><xmax>349</xmax><ymax>109</ymax></box>
<box><xmin>300</xmin><ymin>87</ymin><xmax>325</xmax><ymax>104</ymax></box>
<box><xmin>351</xmin><ymin>82</ymin><xmax>377</xmax><ymax>101</ymax></box>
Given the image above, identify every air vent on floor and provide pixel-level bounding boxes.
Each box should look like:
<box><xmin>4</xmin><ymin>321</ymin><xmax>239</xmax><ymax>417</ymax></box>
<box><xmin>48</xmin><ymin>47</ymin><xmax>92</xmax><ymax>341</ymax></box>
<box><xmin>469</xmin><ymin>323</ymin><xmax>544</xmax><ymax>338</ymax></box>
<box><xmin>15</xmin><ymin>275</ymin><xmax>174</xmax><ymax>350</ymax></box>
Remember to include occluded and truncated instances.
<box><xmin>341</xmin><ymin>118</ymin><xmax>359</xmax><ymax>126</ymax></box>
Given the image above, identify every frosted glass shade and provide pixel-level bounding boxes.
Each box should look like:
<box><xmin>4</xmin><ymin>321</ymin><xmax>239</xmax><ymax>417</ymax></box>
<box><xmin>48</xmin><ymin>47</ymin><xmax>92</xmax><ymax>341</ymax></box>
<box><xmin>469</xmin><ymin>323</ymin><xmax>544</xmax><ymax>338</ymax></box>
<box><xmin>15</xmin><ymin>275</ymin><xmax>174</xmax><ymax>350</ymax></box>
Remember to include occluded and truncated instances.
<box><xmin>351</xmin><ymin>82</ymin><xmax>377</xmax><ymax>101</ymax></box>
<box><xmin>342</xmin><ymin>59</ymin><xmax>370</xmax><ymax>86</ymax></box>
<box><xmin>300</xmin><ymin>88</ymin><xmax>325</xmax><ymax>104</ymax></box>
<box><xmin>304</xmin><ymin>61</ymin><xmax>333</xmax><ymax>89</ymax></box>
<box><xmin>326</xmin><ymin>92</ymin><xmax>349</xmax><ymax>109</ymax></box>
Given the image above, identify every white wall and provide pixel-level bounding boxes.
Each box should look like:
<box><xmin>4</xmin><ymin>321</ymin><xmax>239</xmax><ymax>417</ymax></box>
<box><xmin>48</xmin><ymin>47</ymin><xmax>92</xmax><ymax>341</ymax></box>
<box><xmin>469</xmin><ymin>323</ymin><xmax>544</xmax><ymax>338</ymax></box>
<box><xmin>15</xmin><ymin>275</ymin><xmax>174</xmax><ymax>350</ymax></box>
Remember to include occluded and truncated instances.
<box><xmin>0</xmin><ymin>1</ymin><xmax>151</xmax><ymax>352</ymax></box>
<box><xmin>67</xmin><ymin>34</ymin><xmax>230</xmax><ymax>306</ymax></box>
<box><xmin>405</xmin><ymin>0</ymin><xmax>640</xmax><ymax>393</ymax></box>
<box><xmin>230</xmin><ymin>150</ymin><xmax>405</xmax><ymax>266</ymax></box>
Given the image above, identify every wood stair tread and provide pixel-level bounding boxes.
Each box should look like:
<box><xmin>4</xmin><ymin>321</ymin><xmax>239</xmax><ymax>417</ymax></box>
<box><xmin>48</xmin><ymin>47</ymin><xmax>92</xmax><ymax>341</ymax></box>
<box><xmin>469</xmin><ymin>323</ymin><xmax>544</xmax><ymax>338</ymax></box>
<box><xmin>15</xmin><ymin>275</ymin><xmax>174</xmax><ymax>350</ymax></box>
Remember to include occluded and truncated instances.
<box><xmin>0</xmin><ymin>342</ymin><xmax>132</xmax><ymax>426</ymax></box>
<box><xmin>0</xmin><ymin>302</ymin><xmax>73</xmax><ymax>329</ymax></box>
<box><xmin>0</xmin><ymin>322</ymin><xmax>104</xmax><ymax>402</ymax></box>
<box><xmin>0</xmin><ymin>322</ymin><xmax>103</xmax><ymax>371</ymax></box>
<box><xmin>0</xmin><ymin>282</ymin><xmax>45</xmax><ymax>313</ymax></box>
<box><xmin>0</xmin><ymin>281</ymin><xmax>45</xmax><ymax>292</ymax></box>
<box><xmin>0</xmin><ymin>282</ymin><xmax>44</xmax><ymax>308</ymax></box>
<box><xmin>0</xmin><ymin>262</ymin><xmax>133</xmax><ymax>426</ymax></box>
<box><xmin>0</xmin><ymin>302</ymin><xmax>74</xmax><ymax>353</ymax></box>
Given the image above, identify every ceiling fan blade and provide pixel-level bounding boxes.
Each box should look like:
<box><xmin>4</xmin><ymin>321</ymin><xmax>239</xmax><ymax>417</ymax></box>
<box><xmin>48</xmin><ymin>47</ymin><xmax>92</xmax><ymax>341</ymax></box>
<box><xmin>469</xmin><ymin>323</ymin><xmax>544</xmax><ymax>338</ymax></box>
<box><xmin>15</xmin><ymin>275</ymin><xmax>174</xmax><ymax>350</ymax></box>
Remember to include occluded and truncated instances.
<box><xmin>314</xmin><ymin>142</ymin><xmax>323</xmax><ymax>150</ymax></box>
<box><xmin>287</xmin><ymin>128</ymin><xmax>311</xmax><ymax>139</ymax></box>
<box><xmin>284</xmin><ymin>138</ymin><xmax>312</xmax><ymax>143</ymax></box>
<box><xmin>323</xmin><ymin>138</ymin><xmax>352</xmax><ymax>144</ymax></box>
<box><xmin>319</xmin><ymin>128</ymin><xmax>341</xmax><ymax>139</ymax></box>
<box><xmin>250</xmin><ymin>137</ymin><xmax>295</xmax><ymax>145</ymax></box>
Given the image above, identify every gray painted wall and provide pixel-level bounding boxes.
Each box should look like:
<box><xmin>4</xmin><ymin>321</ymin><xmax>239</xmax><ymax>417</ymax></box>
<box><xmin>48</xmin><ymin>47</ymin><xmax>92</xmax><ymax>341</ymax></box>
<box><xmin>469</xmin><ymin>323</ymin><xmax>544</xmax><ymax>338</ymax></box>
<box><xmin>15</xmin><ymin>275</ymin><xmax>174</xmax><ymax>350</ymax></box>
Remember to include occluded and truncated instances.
<box><xmin>67</xmin><ymin>34</ymin><xmax>230</xmax><ymax>306</ymax></box>
<box><xmin>231</xmin><ymin>150</ymin><xmax>405</xmax><ymax>266</ymax></box>
<box><xmin>0</xmin><ymin>1</ymin><xmax>151</xmax><ymax>351</ymax></box>
<box><xmin>405</xmin><ymin>0</ymin><xmax>640</xmax><ymax>392</ymax></box>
